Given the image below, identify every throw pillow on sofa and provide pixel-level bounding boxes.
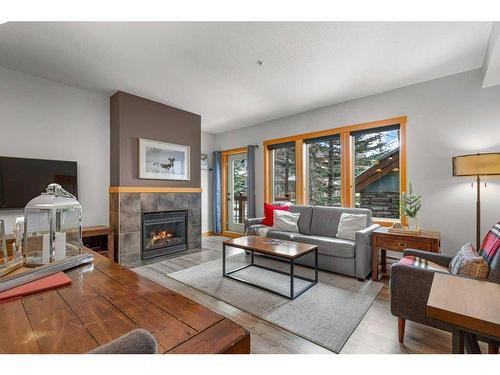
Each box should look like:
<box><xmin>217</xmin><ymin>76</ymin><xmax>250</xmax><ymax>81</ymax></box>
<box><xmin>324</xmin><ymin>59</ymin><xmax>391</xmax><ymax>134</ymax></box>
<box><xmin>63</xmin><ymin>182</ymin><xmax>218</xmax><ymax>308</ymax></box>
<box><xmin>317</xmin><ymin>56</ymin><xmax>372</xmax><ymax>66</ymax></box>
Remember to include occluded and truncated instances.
<box><xmin>273</xmin><ymin>210</ymin><xmax>301</xmax><ymax>232</ymax></box>
<box><xmin>449</xmin><ymin>242</ymin><xmax>489</xmax><ymax>279</ymax></box>
<box><xmin>336</xmin><ymin>213</ymin><xmax>368</xmax><ymax>241</ymax></box>
<box><xmin>262</xmin><ymin>203</ymin><xmax>289</xmax><ymax>226</ymax></box>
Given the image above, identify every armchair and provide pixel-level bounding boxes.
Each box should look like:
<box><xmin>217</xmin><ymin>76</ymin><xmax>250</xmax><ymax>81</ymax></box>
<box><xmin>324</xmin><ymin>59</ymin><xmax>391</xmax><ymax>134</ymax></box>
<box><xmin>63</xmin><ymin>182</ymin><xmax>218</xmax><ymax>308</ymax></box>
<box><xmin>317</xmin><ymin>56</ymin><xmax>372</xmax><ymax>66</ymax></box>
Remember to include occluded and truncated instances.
<box><xmin>391</xmin><ymin>246</ymin><xmax>500</xmax><ymax>353</ymax></box>
<box><xmin>390</xmin><ymin>249</ymin><xmax>455</xmax><ymax>339</ymax></box>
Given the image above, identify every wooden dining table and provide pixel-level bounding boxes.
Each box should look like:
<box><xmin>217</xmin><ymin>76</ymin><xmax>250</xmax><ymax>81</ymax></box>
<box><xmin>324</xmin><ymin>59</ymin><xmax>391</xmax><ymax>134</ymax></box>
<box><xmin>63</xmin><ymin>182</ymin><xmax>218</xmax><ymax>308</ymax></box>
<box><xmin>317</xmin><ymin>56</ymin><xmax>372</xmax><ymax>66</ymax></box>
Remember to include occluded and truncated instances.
<box><xmin>0</xmin><ymin>247</ymin><xmax>250</xmax><ymax>354</ymax></box>
<box><xmin>427</xmin><ymin>273</ymin><xmax>500</xmax><ymax>354</ymax></box>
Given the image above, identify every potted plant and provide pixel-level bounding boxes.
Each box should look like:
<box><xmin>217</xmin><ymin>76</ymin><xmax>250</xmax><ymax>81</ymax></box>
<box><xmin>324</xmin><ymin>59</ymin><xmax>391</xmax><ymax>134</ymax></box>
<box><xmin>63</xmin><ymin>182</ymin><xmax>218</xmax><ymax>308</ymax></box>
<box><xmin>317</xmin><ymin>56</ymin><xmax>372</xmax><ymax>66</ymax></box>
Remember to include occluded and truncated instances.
<box><xmin>401</xmin><ymin>182</ymin><xmax>422</xmax><ymax>230</ymax></box>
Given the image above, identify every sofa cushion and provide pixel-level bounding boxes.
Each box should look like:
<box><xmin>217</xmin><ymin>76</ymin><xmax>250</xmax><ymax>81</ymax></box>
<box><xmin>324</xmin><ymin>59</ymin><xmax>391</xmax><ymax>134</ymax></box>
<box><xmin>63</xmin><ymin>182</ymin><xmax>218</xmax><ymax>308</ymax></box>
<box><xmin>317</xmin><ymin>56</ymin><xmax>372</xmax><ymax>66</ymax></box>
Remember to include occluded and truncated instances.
<box><xmin>277</xmin><ymin>233</ymin><xmax>356</xmax><ymax>258</ymax></box>
<box><xmin>288</xmin><ymin>205</ymin><xmax>313</xmax><ymax>234</ymax></box>
<box><xmin>336</xmin><ymin>213</ymin><xmax>368</xmax><ymax>240</ymax></box>
<box><xmin>310</xmin><ymin>206</ymin><xmax>372</xmax><ymax>238</ymax></box>
<box><xmin>273</xmin><ymin>210</ymin><xmax>300</xmax><ymax>232</ymax></box>
<box><xmin>262</xmin><ymin>203</ymin><xmax>289</xmax><ymax>226</ymax></box>
<box><xmin>266</xmin><ymin>230</ymin><xmax>297</xmax><ymax>241</ymax></box>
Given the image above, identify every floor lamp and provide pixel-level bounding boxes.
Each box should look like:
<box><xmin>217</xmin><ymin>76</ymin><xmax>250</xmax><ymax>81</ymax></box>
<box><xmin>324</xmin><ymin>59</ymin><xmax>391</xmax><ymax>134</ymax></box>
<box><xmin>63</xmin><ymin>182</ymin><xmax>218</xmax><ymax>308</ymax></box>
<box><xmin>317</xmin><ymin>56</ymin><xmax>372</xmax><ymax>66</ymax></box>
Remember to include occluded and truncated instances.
<box><xmin>452</xmin><ymin>152</ymin><xmax>500</xmax><ymax>250</ymax></box>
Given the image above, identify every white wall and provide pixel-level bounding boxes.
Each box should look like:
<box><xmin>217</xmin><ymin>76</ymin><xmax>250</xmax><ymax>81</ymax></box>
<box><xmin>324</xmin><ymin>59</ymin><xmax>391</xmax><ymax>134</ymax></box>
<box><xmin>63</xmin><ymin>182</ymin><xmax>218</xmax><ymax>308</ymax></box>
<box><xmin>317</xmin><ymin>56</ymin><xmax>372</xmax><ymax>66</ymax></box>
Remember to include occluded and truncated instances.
<box><xmin>0</xmin><ymin>66</ymin><xmax>109</xmax><ymax>233</ymax></box>
<box><xmin>215</xmin><ymin>69</ymin><xmax>500</xmax><ymax>254</ymax></box>
<box><xmin>201</xmin><ymin>131</ymin><xmax>216</xmax><ymax>233</ymax></box>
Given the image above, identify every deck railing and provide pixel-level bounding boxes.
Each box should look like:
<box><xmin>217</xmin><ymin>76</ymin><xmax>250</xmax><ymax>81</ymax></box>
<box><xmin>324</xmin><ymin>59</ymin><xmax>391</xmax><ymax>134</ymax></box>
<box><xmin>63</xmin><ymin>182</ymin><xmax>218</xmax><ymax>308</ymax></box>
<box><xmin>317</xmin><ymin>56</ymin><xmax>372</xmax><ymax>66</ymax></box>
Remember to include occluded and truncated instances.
<box><xmin>233</xmin><ymin>193</ymin><xmax>291</xmax><ymax>223</ymax></box>
<box><xmin>233</xmin><ymin>193</ymin><xmax>247</xmax><ymax>223</ymax></box>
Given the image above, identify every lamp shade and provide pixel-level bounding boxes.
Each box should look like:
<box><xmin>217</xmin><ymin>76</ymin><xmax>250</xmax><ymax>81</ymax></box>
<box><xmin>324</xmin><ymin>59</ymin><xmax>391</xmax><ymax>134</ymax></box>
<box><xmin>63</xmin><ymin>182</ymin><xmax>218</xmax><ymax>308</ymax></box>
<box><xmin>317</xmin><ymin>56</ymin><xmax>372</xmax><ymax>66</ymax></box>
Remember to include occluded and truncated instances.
<box><xmin>452</xmin><ymin>152</ymin><xmax>500</xmax><ymax>176</ymax></box>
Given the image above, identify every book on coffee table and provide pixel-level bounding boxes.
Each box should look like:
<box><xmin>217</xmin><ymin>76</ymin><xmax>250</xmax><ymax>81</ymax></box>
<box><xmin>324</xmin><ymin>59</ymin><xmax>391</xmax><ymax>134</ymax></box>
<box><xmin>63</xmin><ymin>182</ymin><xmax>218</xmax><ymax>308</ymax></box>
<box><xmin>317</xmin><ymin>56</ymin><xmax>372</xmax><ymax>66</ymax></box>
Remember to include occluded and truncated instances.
<box><xmin>263</xmin><ymin>239</ymin><xmax>282</xmax><ymax>245</ymax></box>
<box><xmin>0</xmin><ymin>272</ymin><xmax>72</xmax><ymax>303</ymax></box>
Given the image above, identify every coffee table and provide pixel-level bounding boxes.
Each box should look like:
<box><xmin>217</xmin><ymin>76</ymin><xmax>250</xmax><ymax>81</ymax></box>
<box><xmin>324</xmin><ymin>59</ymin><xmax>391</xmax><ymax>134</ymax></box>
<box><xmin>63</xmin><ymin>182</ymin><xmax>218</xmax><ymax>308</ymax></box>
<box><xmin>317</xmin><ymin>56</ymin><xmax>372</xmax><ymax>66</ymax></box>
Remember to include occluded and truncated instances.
<box><xmin>222</xmin><ymin>235</ymin><xmax>318</xmax><ymax>300</ymax></box>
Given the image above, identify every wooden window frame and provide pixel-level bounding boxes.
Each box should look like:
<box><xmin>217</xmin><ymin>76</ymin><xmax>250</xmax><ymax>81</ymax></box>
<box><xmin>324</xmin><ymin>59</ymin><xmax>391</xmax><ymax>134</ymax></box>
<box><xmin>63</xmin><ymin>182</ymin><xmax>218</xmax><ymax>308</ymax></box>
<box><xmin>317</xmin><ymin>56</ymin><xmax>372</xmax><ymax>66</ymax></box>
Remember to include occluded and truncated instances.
<box><xmin>263</xmin><ymin>116</ymin><xmax>407</xmax><ymax>226</ymax></box>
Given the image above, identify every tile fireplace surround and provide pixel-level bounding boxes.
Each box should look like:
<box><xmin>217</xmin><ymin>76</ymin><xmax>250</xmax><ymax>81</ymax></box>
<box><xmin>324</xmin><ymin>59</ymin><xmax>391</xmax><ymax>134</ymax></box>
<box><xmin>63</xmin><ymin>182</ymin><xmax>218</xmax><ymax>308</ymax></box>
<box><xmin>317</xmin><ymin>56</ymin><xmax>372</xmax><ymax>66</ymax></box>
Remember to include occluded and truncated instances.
<box><xmin>110</xmin><ymin>190</ymin><xmax>202</xmax><ymax>267</ymax></box>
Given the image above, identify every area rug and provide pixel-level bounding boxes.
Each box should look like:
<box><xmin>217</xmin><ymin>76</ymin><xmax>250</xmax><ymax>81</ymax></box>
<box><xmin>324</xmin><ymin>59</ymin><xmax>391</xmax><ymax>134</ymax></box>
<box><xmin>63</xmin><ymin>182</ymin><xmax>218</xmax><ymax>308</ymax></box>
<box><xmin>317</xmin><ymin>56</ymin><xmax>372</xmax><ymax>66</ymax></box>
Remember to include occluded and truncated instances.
<box><xmin>167</xmin><ymin>252</ymin><xmax>383</xmax><ymax>353</ymax></box>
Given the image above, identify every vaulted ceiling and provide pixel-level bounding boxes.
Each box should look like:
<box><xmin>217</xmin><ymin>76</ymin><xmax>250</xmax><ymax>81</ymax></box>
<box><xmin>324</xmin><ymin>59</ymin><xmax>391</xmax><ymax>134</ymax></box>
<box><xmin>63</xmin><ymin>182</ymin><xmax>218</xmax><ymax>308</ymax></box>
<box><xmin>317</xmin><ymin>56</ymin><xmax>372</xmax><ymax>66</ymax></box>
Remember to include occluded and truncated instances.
<box><xmin>0</xmin><ymin>22</ymin><xmax>496</xmax><ymax>133</ymax></box>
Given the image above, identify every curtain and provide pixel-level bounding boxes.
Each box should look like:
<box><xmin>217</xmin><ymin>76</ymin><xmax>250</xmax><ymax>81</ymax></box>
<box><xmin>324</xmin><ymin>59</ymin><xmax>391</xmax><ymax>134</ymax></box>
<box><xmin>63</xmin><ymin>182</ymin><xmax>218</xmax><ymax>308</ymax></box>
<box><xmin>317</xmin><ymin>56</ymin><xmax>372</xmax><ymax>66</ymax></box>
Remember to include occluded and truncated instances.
<box><xmin>212</xmin><ymin>151</ymin><xmax>222</xmax><ymax>234</ymax></box>
<box><xmin>247</xmin><ymin>145</ymin><xmax>257</xmax><ymax>219</ymax></box>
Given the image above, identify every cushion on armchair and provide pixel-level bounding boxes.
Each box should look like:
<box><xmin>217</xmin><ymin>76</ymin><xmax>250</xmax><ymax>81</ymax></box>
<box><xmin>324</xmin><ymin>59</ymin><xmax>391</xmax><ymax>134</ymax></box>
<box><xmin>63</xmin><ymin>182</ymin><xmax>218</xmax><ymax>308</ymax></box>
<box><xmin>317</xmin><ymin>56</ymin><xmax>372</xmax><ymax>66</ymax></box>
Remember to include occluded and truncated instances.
<box><xmin>399</xmin><ymin>256</ymin><xmax>450</xmax><ymax>274</ymax></box>
<box><xmin>449</xmin><ymin>243</ymin><xmax>489</xmax><ymax>279</ymax></box>
<box><xmin>478</xmin><ymin>222</ymin><xmax>500</xmax><ymax>283</ymax></box>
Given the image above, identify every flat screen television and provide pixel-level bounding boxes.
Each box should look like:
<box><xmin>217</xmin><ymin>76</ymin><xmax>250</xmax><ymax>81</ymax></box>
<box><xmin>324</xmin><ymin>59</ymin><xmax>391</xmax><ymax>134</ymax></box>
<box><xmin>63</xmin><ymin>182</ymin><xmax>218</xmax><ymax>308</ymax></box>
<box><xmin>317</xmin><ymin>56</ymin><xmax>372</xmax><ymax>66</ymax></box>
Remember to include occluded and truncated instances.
<box><xmin>0</xmin><ymin>156</ymin><xmax>78</xmax><ymax>210</ymax></box>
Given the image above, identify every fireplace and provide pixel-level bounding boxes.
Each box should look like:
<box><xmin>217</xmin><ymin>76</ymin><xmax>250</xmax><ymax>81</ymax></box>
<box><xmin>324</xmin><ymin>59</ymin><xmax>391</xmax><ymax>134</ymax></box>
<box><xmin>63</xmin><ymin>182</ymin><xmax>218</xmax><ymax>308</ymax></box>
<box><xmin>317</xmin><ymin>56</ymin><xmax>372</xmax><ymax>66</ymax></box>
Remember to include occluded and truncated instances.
<box><xmin>141</xmin><ymin>210</ymin><xmax>188</xmax><ymax>260</ymax></box>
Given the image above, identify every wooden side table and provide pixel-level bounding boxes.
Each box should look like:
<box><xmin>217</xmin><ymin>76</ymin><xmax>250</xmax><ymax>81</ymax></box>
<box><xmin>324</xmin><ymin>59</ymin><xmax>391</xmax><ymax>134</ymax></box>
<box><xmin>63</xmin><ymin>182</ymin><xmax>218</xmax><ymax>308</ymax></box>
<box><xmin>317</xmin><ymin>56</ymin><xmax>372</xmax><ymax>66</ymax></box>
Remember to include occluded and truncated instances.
<box><xmin>82</xmin><ymin>225</ymin><xmax>114</xmax><ymax>261</ymax></box>
<box><xmin>371</xmin><ymin>227</ymin><xmax>440</xmax><ymax>281</ymax></box>
<box><xmin>5</xmin><ymin>225</ymin><xmax>115</xmax><ymax>262</ymax></box>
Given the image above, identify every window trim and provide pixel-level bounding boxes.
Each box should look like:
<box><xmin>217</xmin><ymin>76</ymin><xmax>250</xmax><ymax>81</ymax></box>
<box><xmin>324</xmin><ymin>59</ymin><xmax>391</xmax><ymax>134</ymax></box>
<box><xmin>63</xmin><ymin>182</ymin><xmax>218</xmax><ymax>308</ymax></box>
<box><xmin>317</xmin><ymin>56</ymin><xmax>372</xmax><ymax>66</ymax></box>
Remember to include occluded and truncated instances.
<box><xmin>263</xmin><ymin>116</ymin><xmax>407</xmax><ymax>225</ymax></box>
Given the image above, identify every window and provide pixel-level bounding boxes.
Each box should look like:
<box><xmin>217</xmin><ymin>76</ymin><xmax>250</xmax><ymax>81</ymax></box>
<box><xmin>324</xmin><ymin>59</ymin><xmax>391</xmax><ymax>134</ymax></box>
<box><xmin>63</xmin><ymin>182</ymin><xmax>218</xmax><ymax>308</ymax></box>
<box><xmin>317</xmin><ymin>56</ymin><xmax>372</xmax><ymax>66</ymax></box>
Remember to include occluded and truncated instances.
<box><xmin>352</xmin><ymin>125</ymin><xmax>400</xmax><ymax>219</ymax></box>
<box><xmin>264</xmin><ymin>117</ymin><xmax>406</xmax><ymax>223</ymax></box>
<box><xmin>269</xmin><ymin>142</ymin><xmax>296</xmax><ymax>203</ymax></box>
<box><xmin>305</xmin><ymin>135</ymin><xmax>341</xmax><ymax>206</ymax></box>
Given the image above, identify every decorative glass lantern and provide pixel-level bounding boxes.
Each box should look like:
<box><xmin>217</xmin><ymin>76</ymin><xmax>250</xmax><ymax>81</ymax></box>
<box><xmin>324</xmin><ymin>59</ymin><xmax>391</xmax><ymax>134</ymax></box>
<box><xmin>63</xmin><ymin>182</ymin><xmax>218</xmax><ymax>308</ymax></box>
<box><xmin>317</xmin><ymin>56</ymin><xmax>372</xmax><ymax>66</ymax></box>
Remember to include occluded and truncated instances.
<box><xmin>0</xmin><ymin>218</ymin><xmax>24</xmax><ymax>277</ymax></box>
<box><xmin>13</xmin><ymin>216</ymin><xmax>24</xmax><ymax>259</ymax></box>
<box><xmin>24</xmin><ymin>184</ymin><xmax>82</xmax><ymax>267</ymax></box>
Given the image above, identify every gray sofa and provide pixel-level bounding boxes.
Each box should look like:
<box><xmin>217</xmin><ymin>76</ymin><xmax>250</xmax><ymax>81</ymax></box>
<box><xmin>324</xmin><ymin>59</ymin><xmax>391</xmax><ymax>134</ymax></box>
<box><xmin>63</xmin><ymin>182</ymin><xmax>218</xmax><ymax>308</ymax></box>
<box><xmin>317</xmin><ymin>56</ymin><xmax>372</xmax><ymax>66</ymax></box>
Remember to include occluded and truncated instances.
<box><xmin>244</xmin><ymin>205</ymin><xmax>380</xmax><ymax>280</ymax></box>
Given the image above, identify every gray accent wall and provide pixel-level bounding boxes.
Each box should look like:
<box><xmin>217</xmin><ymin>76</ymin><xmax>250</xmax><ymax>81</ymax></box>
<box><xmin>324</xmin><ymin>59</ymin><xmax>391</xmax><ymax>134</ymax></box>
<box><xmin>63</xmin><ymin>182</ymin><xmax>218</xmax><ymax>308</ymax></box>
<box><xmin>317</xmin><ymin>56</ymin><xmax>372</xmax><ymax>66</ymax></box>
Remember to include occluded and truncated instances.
<box><xmin>109</xmin><ymin>91</ymin><xmax>203</xmax><ymax>266</ymax></box>
<box><xmin>214</xmin><ymin>69</ymin><xmax>500</xmax><ymax>254</ymax></box>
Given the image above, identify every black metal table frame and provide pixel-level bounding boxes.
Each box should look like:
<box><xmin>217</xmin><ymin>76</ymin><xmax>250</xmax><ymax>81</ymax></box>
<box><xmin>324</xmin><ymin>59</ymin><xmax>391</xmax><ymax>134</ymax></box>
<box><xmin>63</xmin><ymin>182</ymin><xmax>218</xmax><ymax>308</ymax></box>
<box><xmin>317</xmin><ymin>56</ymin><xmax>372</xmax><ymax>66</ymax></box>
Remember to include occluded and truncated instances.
<box><xmin>222</xmin><ymin>243</ymin><xmax>318</xmax><ymax>300</ymax></box>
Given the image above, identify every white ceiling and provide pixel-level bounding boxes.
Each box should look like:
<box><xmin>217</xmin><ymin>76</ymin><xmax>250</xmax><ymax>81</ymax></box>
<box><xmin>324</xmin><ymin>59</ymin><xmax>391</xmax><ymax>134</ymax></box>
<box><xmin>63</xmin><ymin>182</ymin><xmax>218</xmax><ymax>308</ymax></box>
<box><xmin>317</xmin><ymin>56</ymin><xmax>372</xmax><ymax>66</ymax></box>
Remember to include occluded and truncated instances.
<box><xmin>0</xmin><ymin>22</ymin><xmax>494</xmax><ymax>133</ymax></box>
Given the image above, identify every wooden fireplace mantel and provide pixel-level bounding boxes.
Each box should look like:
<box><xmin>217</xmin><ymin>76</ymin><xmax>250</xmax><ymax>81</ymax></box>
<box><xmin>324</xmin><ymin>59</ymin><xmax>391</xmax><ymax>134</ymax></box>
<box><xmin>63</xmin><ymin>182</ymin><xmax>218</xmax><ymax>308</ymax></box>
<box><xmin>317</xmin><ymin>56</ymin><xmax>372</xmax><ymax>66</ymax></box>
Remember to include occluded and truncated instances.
<box><xmin>109</xmin><ymin>186</ymin><xmax>203</xmax><ymax>193</ymax></box>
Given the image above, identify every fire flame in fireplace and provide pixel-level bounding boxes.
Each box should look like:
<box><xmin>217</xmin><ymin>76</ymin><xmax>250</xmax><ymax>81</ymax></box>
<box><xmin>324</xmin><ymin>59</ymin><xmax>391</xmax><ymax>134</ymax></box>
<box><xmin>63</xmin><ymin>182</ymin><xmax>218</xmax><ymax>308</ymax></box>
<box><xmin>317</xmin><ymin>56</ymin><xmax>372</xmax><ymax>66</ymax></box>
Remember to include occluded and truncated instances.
<box><xmin>151</xmin><ymin>230</ymin><xmax>174</xmax><ymax>242</ymax></box>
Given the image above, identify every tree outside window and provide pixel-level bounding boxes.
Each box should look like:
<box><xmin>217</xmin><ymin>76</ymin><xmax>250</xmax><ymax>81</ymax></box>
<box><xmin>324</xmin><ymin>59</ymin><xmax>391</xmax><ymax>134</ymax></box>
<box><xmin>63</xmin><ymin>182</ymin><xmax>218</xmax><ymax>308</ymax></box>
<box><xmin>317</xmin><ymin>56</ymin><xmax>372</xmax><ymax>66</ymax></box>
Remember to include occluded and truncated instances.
<box><xmin>271</xmin><ymin>144</ymin><xmax>296</xmax><ymax>203</ymax></box>
<box><xmin>306</xmin><ymin>137</ymin><xmax>341</xmax><ymax>206</ymax></box>
<box><xmin>353</xmin><ymin>126</ymin><xmax>400</xmax><ymax>219</ymax></box>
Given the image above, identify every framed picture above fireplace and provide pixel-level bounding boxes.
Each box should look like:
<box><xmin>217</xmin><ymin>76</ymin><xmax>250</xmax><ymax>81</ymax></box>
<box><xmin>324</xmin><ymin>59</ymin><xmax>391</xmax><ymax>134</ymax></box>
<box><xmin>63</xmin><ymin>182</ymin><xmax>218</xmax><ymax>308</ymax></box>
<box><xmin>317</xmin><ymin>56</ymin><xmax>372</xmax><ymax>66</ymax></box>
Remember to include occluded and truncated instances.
<box><xmin>139</xmin><ymin>138</ymin><xmax>190</xmax><ymax>180</ymax></box>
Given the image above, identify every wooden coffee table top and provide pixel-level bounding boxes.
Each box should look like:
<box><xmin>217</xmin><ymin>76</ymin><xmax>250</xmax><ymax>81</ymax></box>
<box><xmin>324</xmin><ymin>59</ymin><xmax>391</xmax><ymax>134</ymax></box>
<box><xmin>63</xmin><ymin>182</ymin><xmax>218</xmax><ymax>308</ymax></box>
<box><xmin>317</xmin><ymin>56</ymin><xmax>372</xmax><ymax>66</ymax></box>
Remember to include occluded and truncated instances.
<box><xmin>0</xmin><ymin>247</ymin><xmax>250</xmax><ymax>354</ymax></box>
<box><xmin>223</xmin><ymin>235</ymin><xmax>318</xmax><ymax>259</ymax></box>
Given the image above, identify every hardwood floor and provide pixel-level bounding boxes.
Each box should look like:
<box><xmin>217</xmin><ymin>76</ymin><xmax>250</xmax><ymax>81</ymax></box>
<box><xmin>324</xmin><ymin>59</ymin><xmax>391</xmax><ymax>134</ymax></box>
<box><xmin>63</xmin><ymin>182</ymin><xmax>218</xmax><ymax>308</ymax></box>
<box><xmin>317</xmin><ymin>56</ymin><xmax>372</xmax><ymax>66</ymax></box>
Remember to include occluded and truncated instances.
<box><xmin>134</xmin><ymin>236</ymin><xmax>455</xmax><ymax>354</ymax></box>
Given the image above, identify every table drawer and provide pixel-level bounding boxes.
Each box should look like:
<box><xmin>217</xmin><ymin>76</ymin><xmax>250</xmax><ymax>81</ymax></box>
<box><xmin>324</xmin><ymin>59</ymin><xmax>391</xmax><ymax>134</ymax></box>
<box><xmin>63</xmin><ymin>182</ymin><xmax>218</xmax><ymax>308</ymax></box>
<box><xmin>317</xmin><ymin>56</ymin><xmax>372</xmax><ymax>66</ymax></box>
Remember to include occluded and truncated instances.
<box><xmin>376</xmin><ymin>237</ymin><xmax>433</xmax><ymax>252</ymax></box>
